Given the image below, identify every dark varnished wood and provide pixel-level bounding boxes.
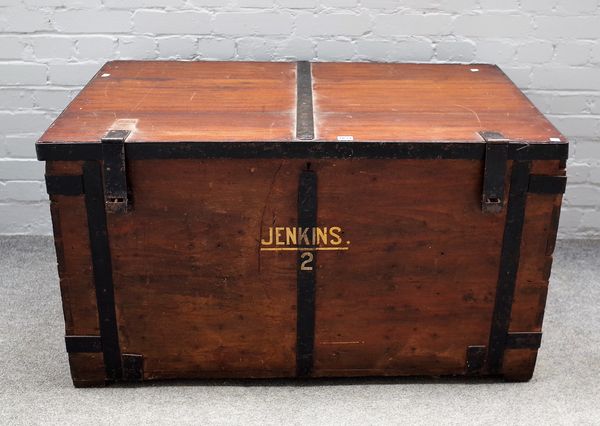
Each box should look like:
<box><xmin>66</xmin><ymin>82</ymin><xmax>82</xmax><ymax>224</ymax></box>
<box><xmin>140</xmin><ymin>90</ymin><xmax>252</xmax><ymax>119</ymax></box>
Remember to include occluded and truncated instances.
<box><xmin>38</xmin><ymin>61</ymin><xmax>564</xmax><ymax>145</ymax></box>
<box><xmin>46</xmin><ymin>156</ymin><xmax>563</xmax><ymax>382</ymax></box>
<box><xmin>312</xmin><ymin>159</ymin><xmax>505</xmax><ymax>376</ymax></box>
<box><xmin>108</xmin><ymin>160</ymin><xmax>302</xmax><ymax>379</ymax></box>
<box><xmin>68</xmin><ymin>353</ymin><xmax>106</xmax><ymax>387</ymax></box>
<box><xmin>312</xmin><ymin>63</ymin><xmax>564</xmax><ymax>143</ymax></box>
<box><xmin>46</xmin><ymin>161</ymin><xmax>99</xmax><ymax>337</ymax></box>
<box><xmin>40</xmin><ymin>61</ymin><xmax>297</xmax><ymax>143</ymax></box>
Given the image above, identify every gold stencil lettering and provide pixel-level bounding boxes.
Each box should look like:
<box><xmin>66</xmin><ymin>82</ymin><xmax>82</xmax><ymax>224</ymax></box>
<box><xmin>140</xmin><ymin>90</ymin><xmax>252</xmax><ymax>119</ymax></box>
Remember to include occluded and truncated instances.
<box><xmin>316</xmin><ymin>227</ymin><xmax>328</xmax><ymax>245</ymax></box>
<box><xmin>286</xmin><ymin>227</ymin><xmax>297</xmax><ymax>245</ymax></box>
<box><xmin>300</xmin><ymin>252</ymin><xmax>314</xmax><ymax>270</ymax></box>
<box><xmin>298</xmin><ymin>227</ymin><xmax>310</xmax><ymax>245</ymax></box>
<box><xmin>260</xmin><ymin>227</ymin><xmax>274</xmax><ymax>246</ymax></box>
<box><xmin>275</xmin><ymin>227</ymin><xmax>285</xmax><ymax>245</ymax></box>
<box><xmin>329</xmin><ymin>226</ymin><xmax>342</xmax><ymax>245</ymax></box>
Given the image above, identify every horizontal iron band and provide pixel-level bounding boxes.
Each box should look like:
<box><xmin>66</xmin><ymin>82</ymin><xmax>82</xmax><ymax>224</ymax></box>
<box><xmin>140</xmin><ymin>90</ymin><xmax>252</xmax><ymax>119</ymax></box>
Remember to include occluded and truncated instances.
<box><xmin>528</xmin><ymin>175</ymin><xmax>567</xmax><ymax>194</ymax></box>
<box><xmin>65</xmin><ymin>335</ymin><xmax>102</xmax><ymax>353</ymax></box>
<box><xmin>45</xmin><ymin>175</ymin><xmax>84</xmax><ymax>195</ymax></box>
<box><xmin>37</xmin><ymin>141</ymin><xmax>568</xmax><ymax>162</ymax></box>
<box><xmin>505</xmin><ymin>332</ymin><xmax>542</xmax><ymax>349</ymax></box>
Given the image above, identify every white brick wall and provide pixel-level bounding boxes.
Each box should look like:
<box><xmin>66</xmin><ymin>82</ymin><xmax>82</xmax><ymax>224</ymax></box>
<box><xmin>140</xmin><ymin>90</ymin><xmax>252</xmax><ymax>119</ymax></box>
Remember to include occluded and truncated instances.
<box><xmin>0</xmin><ymin>0</ymin><xmax>599</xmax><ymax>237</ymax></box>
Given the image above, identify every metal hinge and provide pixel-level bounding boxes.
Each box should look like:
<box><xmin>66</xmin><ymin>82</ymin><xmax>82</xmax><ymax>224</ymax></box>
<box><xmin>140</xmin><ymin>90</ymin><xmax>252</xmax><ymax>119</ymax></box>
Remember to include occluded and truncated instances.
<box><xmin>480</xmin><ymin>131</ymin><xmax>509</xmax><ymax>213</ymax></box>
<box><xmin>101</xmin><ymin>130</ymin><xmax>130</xmax><ymax>214</ymax></box>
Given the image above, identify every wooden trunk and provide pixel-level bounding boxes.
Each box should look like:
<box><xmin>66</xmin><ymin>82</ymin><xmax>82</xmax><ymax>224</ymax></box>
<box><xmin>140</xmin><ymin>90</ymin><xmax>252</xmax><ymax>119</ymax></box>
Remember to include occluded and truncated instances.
<box><xmin>37</xmin><ymin>61</ymin><xmax>567</xmax><ymax>387</ymax></box>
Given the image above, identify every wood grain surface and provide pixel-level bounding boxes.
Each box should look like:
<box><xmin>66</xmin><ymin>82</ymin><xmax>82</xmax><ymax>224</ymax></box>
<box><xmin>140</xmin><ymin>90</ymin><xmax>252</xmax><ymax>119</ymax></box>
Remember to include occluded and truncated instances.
<box><xmin>46</xmin><ymin>161</ymin><xmax>99</xmax><ymax>337</ymax></box>
<box><xmin>46</xmin><ymin>156</ymin><xmax>563</xmax><ymax>382</ymax></box>
<box><xmin>312</xmin><ymin>159</ymin><xmax>505</xmax><ymax>376</ymax></box>
<box><xmin>312</xmin><ymin>63</ymin><xmax>563</xmax><ymax>143</ymax></box>
<box><xmin>38</xmin><ymin>61</ymin><xmax>564</xmax><ymax>144</ymax></box>
<box><xmin>39</xmin><ymin>61</ymin><xmax>297</xmax><ymax>143</ymax></box>
<box><xmin>107</xmin><ymin>159</ymin><xmax>303</xmax><ymax>378</ymax></box>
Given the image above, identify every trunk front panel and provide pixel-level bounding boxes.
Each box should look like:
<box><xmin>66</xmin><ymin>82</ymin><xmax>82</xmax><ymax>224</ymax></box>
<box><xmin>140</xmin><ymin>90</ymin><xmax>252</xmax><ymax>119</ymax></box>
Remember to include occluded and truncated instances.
<box><xmin>107</xmin><ymin>158</ymin><xmax>508</xmax><ymax>379</ymax></box>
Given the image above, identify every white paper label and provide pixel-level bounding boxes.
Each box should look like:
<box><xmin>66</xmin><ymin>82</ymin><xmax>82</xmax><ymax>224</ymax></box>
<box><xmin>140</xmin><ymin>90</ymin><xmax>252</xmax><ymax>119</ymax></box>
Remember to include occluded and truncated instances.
<box><xmin>337</xmin><ymin>135</ymin><xmax>354</xmax><ymax>141</ymax></box>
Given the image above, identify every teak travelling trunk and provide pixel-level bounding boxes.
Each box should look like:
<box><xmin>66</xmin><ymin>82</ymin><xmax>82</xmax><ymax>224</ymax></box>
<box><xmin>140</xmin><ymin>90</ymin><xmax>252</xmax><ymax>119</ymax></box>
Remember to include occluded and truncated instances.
<box><xmin>37</xmin><ymin>61</ymin><xmax>567</xmax><ymax>387</ymax></box>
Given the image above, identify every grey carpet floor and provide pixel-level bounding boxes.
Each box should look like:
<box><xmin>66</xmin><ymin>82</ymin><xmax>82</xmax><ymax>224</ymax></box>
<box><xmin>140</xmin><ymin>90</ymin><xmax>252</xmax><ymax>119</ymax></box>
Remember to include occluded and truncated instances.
<box><xmin>0</xmin><ymin>236</ymin><xmax>598</xmax><ymax>425</ymax></box>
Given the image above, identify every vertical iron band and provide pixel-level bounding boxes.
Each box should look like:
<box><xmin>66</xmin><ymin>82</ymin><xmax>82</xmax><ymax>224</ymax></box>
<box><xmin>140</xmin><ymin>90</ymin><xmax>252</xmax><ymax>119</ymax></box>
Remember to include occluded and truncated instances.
<box><xmin>83</xmin><ymin>161</ymin><xmax>122</xmax><ymax>381</ymax></box>
<box><xmin>487</xmin><ymin>160</ymin><xmax>531</xmax><ymax>374</ymax></box>
<box><xmin>296</xmin><ymin>61</ymin><xmax>315</xmax><ymax>141</ymax></box>
<box><xmin>296</xmin><ymin>167</ymin><xmax>317</xmax><ymax>377</ymax></box>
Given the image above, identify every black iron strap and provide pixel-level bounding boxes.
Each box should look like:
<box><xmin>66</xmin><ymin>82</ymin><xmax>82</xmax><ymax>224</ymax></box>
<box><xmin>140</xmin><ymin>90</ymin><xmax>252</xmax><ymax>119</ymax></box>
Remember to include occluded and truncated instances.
<box><xmin>480</xmin><ymin>131</ymin><xmax>509</xmax><ymax>213</ymax></box>
<box><xmin>101</xmin><ymin>130</ymin><xmax>130</xmax><ymax>214</ymax></box>
<box><xmin>83</xmin><ymin>161</ymin><xmax>123</xmax><ymax>381</ymax></box>
<box><xmin>45</xmin><ymin>175</ymin><xmax>84</xmax><ymax>196</ymax></box>
<box><xmin>296</xmin><ymin>61</ymin><xmax>315</xmax><ymax>141</ymax></box>
<box><xmin>36</xmin><ymin>141</ymin><xmax>569</xmax><ymax>162</ymax></box>
<box><xmin>122</xmin><ymin>354</ymin><xmax>144</xmax><ymax>381</ymax></box>
<box><xmin>528</xmin><ymin>175</ymin><xmax>567</xmax><ymax>194</ymax></box>
<box><xmin>506</xmin><ymin>332</ymin><xmax>542</xmax><ymax>349</ymax></box>
<box><xmin>487</xmin><ymin>161</ymin><xmax>531</xmax><ymax>374</ymax></box>
<box><xmin>466</xmin><ymin>345</ymin><xmax>487</xmax><ymax>375</ymax></box>
<box><xmin>65</xmin><ymin>335</ymin><xmax>102</xmax><ymax>353</ymax></box>
<box><xmin>296</xmin><ymin>166</ymin><xmax>317</xmax><ymax>377</ymax></box>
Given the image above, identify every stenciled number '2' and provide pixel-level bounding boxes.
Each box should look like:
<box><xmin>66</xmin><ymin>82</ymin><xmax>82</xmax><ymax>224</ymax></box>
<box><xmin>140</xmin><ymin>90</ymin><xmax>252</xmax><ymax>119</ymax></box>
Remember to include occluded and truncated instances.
<box><xmin>300</xmin><ymin>251</ymin><xmax>314</xmax><ymax>271</ymax></box>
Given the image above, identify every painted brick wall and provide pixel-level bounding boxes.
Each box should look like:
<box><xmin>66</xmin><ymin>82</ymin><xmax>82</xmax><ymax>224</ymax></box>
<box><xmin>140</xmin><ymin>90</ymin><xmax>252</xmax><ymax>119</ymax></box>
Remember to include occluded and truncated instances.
<box><xmin>0</xmin><ymin>0</ymin><xmax>599</xmax><ymax>237</ymax></box>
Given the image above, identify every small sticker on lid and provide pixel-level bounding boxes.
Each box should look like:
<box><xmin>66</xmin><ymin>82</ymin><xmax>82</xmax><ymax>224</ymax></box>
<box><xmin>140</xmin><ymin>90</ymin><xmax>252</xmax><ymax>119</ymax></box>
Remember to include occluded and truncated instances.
<box><xmin>337</xmin><ymin>135</ymin><xmax>354</xmax><ymax>141</ymax></box>
<box><xmin>549</xmin><ymin>137</ymin><xmax>561</xmax><ymax>142</ymax></box>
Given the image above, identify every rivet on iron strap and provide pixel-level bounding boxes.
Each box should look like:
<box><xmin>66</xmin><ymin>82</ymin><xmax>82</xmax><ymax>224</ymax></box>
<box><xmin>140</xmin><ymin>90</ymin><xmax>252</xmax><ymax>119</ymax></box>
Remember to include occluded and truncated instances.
<box><xmin>487</xmin><ymin>160</ymin><xmax>531</xmax><ymax>375</ymax></box>
<box><xmin>296</xmin><ymin>61</ymin><xmax>315</xmax><ymax>141</ymax></box>
<box><xmin>296</xmin><ymin>166</ymin><xmax>317</xmax><ymax>377</ymax></box>
<box><xmin>480</xmin><ymin>131</ymin><xmax>509</xmax><ymax>213</ymax></box>
<box><xmin>83</xmin><ymin>160</ymin><xmax>122</xmax><ymax>381</ymax></box>
<box><xmin>101</xmin><ymin>129</ymin><xmax>130</xmax><ymax>214</ymax></box>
